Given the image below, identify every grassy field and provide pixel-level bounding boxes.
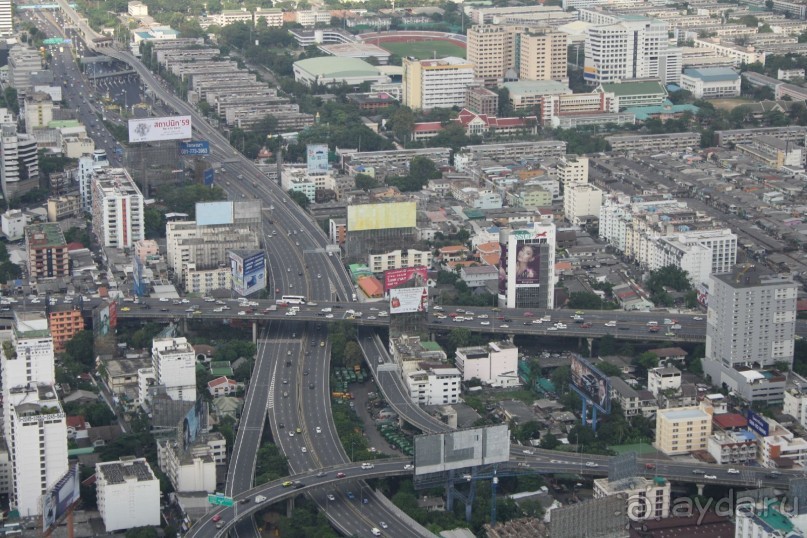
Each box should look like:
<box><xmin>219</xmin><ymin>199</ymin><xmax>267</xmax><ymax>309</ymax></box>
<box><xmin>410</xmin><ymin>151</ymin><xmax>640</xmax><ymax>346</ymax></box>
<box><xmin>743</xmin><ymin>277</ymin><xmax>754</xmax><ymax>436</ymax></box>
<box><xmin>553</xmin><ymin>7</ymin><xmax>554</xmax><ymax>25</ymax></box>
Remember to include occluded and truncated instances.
<box><xmin>710</xmin><ymin>97</ymin><xmax>755</xmax><ymax>111</ymax></box>
<box><xmin>378</xmin><ymin>40</ymin><xmax>466</xmax><ymax>59</ymax></box>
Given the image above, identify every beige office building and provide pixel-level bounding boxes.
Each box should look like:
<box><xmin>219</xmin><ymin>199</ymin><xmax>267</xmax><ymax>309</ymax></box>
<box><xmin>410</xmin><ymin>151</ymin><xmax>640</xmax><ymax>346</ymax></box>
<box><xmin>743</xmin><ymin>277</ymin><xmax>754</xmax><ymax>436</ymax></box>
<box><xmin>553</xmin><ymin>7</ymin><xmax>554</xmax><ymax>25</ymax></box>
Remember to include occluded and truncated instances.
<box><xmin>403</xmin><ymin>57</ymin><xmax>475</xmax><ymax>110</ymax></box>
<box><xmin>518</xmin><ymin>30</ymin><xmax>568</xmax><ymax>82</ymax></box>
<box><xmin>467</xmin><ymin>25</ymin><xmax>568</xmax><ymax>85</ymax></box>
<box><xmin>654</xmin><ymin>404</ymin><xmax>713</xmax><ymax>455</ymax></box>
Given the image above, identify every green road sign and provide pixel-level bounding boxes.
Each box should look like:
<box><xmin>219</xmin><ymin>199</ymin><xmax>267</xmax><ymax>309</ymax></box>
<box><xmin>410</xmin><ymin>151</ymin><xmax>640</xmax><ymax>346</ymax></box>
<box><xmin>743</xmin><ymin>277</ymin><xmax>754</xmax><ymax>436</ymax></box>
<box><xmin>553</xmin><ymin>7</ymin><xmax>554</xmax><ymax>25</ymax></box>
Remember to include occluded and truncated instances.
<box><xmin>43</xmin><ymin>38</ymin><xmax>62</xmax><ymax>45</ymax></box>
<box><xmin>208</xmin><ymin>493</ymin><xmax>234</xmax><ymax>507</ymax></box>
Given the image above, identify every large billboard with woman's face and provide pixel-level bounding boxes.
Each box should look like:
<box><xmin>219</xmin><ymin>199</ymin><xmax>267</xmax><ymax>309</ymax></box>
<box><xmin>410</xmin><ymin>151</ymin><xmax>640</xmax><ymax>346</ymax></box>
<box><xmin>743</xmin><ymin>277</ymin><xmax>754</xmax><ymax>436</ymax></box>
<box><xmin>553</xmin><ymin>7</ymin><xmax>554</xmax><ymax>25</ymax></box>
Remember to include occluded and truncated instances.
<box><xmin>515</xmin><ymin>243</ymin><xmax>541</xmax><ymax>285</ymax></box>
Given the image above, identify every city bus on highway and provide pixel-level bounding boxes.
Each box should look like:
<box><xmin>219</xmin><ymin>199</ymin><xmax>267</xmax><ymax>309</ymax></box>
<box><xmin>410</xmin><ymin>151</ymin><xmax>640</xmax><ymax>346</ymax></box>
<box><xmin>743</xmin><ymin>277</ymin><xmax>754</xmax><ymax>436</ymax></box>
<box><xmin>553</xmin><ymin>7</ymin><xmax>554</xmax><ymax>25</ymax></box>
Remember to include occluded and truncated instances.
<box><xmin>276</xmin><ymin>295</ymin><xmax>307</xmax><ymax>305</ymax></box>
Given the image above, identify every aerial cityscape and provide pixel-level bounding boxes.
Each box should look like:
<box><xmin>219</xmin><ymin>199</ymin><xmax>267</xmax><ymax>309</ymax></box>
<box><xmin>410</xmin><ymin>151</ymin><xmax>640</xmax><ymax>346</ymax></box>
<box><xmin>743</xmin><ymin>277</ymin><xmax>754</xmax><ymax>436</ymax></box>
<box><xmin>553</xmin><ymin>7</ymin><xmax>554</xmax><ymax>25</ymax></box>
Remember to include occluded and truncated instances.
<box><xmin>1</xmin><ymin>0</ymin><xmax>807</xmax><ymax>536</ymax></box>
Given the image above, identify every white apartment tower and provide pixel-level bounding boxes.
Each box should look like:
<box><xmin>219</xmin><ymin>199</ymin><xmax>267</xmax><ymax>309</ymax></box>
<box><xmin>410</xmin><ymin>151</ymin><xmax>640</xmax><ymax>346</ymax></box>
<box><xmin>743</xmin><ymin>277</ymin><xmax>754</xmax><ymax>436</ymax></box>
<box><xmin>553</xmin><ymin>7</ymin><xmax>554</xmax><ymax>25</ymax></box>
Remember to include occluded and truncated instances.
<box><xmin>0</xmin><ymin>0</ymin><xmax>12</xmax><ymax>36</ymax></box>
<box><xmin>152</xmin><ymin>337</ymin><xmax>197</xmax><ymax>402</ymax></box>
<box><xmin>0</xmin><ymin>124</ymin><xmax>39</xmax><ymax>199</ymax></box>
<box><xmin>556</xmin><ymin>156</ymin><xmax>589</xmax><ymax>185</ymax></box>
<box><xmin>467</xmin><ymin>25</ymin><xmax>513</xmax><ymax>85</ymax></box>
<box><xmin>581</xmin><ymin>11</ymin><xmax>669</xmax><ymax>85</ymax></box>
<box><xmin>78</xmin><ymin>152</ymin><xmax>110</xmax><ymax>213</ymax></box>
<box><xmin>564</xmin><ymin>183</ymin><xmax>603</xmax><ymax>226</ymax></box>
<box><xmin>96</xmin><ymin>458</ymin><xmax>160</xmax><ymax>532</ymax></box>
<box><xmin>705</xmin><ymin>266</ymin><xmax>797</xmax><ymax>369</ymax></box>
<box><xmin>91</xmin><ymin>168</ymin><xmax>145</xmax><ymax>249</ymax></box>
<box><xmin>1</xmin><ymin>312</ymin><xmax>67</xmax><ymax>517</ymax></box>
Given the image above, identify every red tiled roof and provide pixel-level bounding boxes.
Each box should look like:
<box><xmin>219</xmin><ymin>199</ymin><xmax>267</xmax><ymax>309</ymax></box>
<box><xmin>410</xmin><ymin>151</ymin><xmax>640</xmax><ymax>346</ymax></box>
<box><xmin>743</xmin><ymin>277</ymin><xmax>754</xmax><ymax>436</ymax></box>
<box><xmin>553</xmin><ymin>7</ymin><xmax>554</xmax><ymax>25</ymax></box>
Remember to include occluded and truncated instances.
<box><xmin>66</xmin><ymin>242</ymin><xmax>85</xmax><ymax>251</ymax></box>
<box><xmin>412</xmin><ymin>121</ymin><xmax>443</xmax><ymax>132</ymax></box>
<box><xmin>357</xmin><ymin>276</ymin><xmax>384</xmax><ymax>297</ymax></box>
<box><xmin>712</xmin><ymin>413</ymin><xmax>747</xmax><ymax>429</ymax></box>
<box><xmin>439</xmin><ymin>245</ymin><xmax>468</xmax><ymax>254</ymax></box>
<box><xmin>208</xmin><ymin>376</ymin><xmax>236</xmax><ymax>388</ymax></box>
<box><xmin>66</xmin><ymin>415</ymin><xmax>87</xmax><ymax>429</ymax></box>
<box><xmin>648</xmin><ymin>347</ymin><xmax>688</xmax><ymax>357</ymax></box>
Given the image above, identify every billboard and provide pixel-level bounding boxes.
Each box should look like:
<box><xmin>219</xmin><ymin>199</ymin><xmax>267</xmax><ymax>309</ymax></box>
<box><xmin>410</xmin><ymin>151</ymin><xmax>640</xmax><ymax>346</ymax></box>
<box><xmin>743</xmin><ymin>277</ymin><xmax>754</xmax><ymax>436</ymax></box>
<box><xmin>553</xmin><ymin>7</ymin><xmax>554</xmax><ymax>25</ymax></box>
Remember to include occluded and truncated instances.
<box><xmin>196</xmin><ymin>201</ymin><xmax>233</xmax><ymax>226</ymax></box>
<box><xmin>390</xmin><ymin>287</ymin><xmax>428</xmax><ymax>314</ymax></box>
<box><xmin>96</xmin><ymin>304</ymin><xmax>111</xmax><ymax>337</ymax></box>
<box><xmin>179</xmin><ymin>140</ymin><xmax>210</xmax><ymax>156</ymax></box>
<box><xmin>570</xmin><ymin>355</ymin><xmax>611</xmax><ymax>414</ymax></box>
<box><xmin>108</xmin><ymin>301</ymin><xmax>118</xmax><ymax>330</ymax></box>
<box><xmin>42</xmin><ymin>464</ymin><xmax>80</xmax><ymax>532</ymax></box>
<box><xmin>230</xmin><ymin>250</ymin><xmax>266</xmax><ymax>296</ymax></box>
<box><xmin>203</xmin><ymin>168</ymin><xmax>215</xmax><ymax>186</ymax></box>
<box><xmin>747</xmin><ymin>409</ymin><xmax>770</xmax><ymax>437</ymax></box>
<box><xmin>180</xmin><ymin>399</ymin><xmax>207</xmax><ymax>451</ymax></box>
<box><xmin>128</xmin><ymin>115</ymin><xmax>192</xmax><ymax>143</ymax></box>
<box><xmin>498</xmin><ymin>241</ymin><xmax>508</xmax><ymax>295</ymax></box>
<box><xmin>384</xmin><ymin>266</ymin><xmax>427</xmax><ymax>291</ymax></box>
<box><xmin>347</xmin><ymin>202</ymin><xmax>416</xmax><ymax>231</ymax></box>
<box><xmin>514</xmin><ymin>242</ymin><xmax>542</xmax><ymax>285</ymax></box>
<box><xmin>414</xmin><ymin>425</ymin><xmax>510</xmax><ymax>475</ymax></box>
<box><xmin>307</xmin><ymin>143</ymin><xmax>329</xmax><ymax>175</ymax></box>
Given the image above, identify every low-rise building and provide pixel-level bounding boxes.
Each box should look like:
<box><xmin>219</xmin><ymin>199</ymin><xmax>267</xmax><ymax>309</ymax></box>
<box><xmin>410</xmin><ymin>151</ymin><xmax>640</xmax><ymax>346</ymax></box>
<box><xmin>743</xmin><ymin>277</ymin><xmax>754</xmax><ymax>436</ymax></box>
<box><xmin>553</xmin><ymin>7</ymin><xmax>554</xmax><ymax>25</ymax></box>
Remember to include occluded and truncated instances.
<box><xmin>759</xmin><ymin>416</ymin><xmax>807</xmax><ymax>468</ymax></box>
<box><xmin>593</xmin><ymin>476</ymin><xmax>670</xmax><ymax>521</ymax></box>
<box><xmin>157</xmin><ymin>439</ymin><xmax>217</xmax><ymax>493</ymax></box>
<box><xmin>405</xmin><ymin>367</ymin><xmax>461</xmax><ymax>406</ymax></box>
<box><xmin>460</xmin><ymin>265</ymin><xmax>498</xmax><ymax>287</ymax></box>
<box><xmin>454</xmin><ymin>341</ymin><xmax>520</xmax><ymax>387</ymax></box>
<box><xmin>1</xmin><ymin>209</ymin><xmax>25</xmax><ymax>241</ymax></box>
<box><xmin>680</xmin><ymin>67</ymin><xmax>741</xmax><ymax>99</ymax></box>
<box><xmin>368</xmin><ymin>248</ymin><xmax>432</xmax><ymax>273</ymax></box>
<box><xmin>648</xmin><ymin>366</ymin><xmax>682</xmax><ymax>397</ymax></box>
<box><xmin>96</xmin><ymin>458</ymin><xmax>160</xmax><ymax>532</ymax></box>
<box><xmin>46</xmin><ymin>195</ymin><xmax>81</xmax><ymax>222</ymax></box>
<box><xmin>654</xmin><ymin>404</ymin><xmax>714</xmax><ymax>455</ymax></box>
<box><xmin>706</xmin><ymin>430</ymin><xmax>757</xmax><ymax>465</ymax></box>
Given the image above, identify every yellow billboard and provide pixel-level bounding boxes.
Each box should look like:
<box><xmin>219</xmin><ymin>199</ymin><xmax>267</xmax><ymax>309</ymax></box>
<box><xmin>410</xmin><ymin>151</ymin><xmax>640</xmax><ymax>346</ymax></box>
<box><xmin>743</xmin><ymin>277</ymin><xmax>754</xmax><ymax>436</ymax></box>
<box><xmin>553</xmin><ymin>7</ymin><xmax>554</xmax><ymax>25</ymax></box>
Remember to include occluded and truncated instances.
<box><xmin>347</xmin><ymin>202</ymin><xmax>416</xmax><ymax>231</ymax></box>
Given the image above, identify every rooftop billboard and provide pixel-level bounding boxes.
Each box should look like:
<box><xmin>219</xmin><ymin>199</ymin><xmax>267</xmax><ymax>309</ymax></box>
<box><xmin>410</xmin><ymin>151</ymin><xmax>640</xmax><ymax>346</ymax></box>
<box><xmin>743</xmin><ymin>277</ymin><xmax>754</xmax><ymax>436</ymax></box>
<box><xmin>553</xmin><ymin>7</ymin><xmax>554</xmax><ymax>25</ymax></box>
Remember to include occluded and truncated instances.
<box><xmin>414</xmin><ymin>425</ymin><xmax>510</xmax><ymax>475</ymax></box>
<box><xmin>389</xmin><ymin>286</ymin><xmax>428</xmax><ymax>314</ymax></box>
<box><xmin>230</xmin><ymin>250</ymin><xmax>266</xmax><ymax>296</ymax></box>
<box><xmin>128</xmin><ymin>115</ymin><xmax>191</xmax><ymax>143</ymax></box>
<box><xmin>384</xmin><ymin>266</ymin><xmax>427</xmax><ymax>291</ymax></box>
<box><xmin>196</xmin><ymin>201</ymin><xmax>233</xmax><ymax>226</ymax></box>
<box><xmin>42</xmin><ymin>464</ymin><xmax>80</xmax><ymax>533</ymax></box>
<box><xmin>347</xmin><ymin>202</ymin><xmax>416</xmax><ymax>232</ymax></box>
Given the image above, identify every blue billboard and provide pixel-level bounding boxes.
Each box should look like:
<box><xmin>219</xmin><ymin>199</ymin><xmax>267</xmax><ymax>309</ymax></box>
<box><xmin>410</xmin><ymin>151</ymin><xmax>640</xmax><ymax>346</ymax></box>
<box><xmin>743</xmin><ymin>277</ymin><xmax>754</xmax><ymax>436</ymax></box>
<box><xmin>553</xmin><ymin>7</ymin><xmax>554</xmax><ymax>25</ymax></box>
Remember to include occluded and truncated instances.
<box><xmin>307</xmin><ymin>143</ymin><xmax>329</xmax><ymax>175</ymax></box>
<box><xmin>204</xmin><ymin>168</ymin><xmax>215</xmax><ymax>186</ymax></box>
<box><xmin>197</xmin><ymin>201</ymin><xmax>233</xmax><ymax>226</ymax></box>
<box><xmin>747</xmin><ymin>409</ymin><xmax>770</xmax><ymax>437</ymax></box>
<box><xmin>570</xmin><ymin>355</ymin><xmax>611</xmax><ymax>414</ymax></box>
<box><xmin>229</xmin><ymin>250</ymin><xmax>266</xmax><ymax>296</ymax></box>
<box><xmin>180</xmin><ymin>140</ymin><xmax>210</xmax><ymax>156</ymax></box>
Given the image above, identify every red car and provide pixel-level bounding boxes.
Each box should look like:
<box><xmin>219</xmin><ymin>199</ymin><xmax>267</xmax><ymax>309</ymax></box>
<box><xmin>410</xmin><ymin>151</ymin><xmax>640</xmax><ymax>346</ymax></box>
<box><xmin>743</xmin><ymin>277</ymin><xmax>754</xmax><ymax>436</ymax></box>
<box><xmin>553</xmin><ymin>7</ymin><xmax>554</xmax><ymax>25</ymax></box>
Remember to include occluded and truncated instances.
<box><xmin>524</xmin><ymin>311</ymin><xmax>534</xmax><ymax>317</ymax></box>
<box><xmin>336</xmin><ymin>472</ymin><xmax>346</xmax><ymax>478</ymax></box>
<box><xmin>212</xmin><ymin>515</ymin><xmax>222</xmax><ymax>522</ymax></box>
<box><xmin>581</xmin><ymin>323</ymin><xmax>592</xmax><ymax>329</ymax></box>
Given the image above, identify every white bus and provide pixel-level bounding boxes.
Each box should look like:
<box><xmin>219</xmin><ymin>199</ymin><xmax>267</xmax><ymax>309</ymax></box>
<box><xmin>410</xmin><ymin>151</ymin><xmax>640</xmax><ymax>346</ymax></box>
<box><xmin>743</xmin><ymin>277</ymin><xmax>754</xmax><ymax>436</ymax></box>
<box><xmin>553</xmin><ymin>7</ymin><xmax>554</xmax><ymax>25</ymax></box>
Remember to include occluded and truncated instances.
<box><xmin>277</xmin><ymin>295</ymin><xmax>306</xmax><ymax>305</ymax></box>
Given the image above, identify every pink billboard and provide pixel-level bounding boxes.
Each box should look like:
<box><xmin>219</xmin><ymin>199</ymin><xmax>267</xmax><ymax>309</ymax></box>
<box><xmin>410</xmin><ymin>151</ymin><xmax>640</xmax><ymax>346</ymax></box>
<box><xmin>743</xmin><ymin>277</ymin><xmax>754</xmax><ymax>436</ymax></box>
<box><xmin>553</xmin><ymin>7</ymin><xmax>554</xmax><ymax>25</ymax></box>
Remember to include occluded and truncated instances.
<box><xmin>384</xmin><ymin>266</ymin><xmax>427</xmax><ymax>291</ymax></box>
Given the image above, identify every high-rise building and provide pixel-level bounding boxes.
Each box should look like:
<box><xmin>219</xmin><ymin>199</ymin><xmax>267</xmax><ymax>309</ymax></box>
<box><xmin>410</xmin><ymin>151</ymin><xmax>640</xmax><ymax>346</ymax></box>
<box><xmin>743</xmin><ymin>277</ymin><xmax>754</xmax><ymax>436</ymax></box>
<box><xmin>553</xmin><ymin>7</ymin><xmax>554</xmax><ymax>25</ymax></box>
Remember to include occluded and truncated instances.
<box><xmin>25</xmin><ymin>223</ymin><xmax>70</xmax><ymax>279</ymax></box>
<box><xmin>96</xmin><ymin>458</ymin><xmax>160</xmax><ymax>532</ymax></box>
<box><xmin>467</xmin><ymin>25</ymin><xmax>568</xmax><ymax>85</ymax></box>
<box><xmin>91</xmin><ymin>168</ymin><xmax>145</xmax><ymax>249</ymax></box>
<box><xmin>0</xmin><ymin>0</ymin><xmax>12</xmax><ymax>36</ymax></box>
<box><xmin>0</xmin><ymin>124</ymin><xmax>39</xmax><ymax>198</ymax></box>
<box><xmin>78</xmin><ymin>153</ymin><xmax>110</xmax><ymax>214</ymax></box>
<box><xmin>654</xmin><ymin>404</ymin><xmax>713</xmax><ymax>455</ymax></box>
<box><xmin>564</xmin><ymin>183</ymin><xmax>603</xmax><ymax>226</ymax></box>
<box><xmin>555</xmin><ymin>156</ymin><xmax>589</xmax><ymax>185</ymax></box>
<box><xmin>581</xmin><ymin>10</ymin><xmax>669</xmax><ymax>85</ymax></box>
<box><xmin>705</xmin><ymin>266</ymin><xmax>797</xmax><ymax>370</ymax></box>
<box><xmin>498</xmin><ymin>224</ymin><xmax>556</xmax><ymax>309</ymax></box>
<box><xmin>518</xmin><ymin>30</ymin><xmax>568</xmax><ymax>82</ymax></box>
<box><xmin>1</xmin><ymin>312</ymin><xmax>67</xmax><ymax>517</ymax></box>
<box><xmin>403</xmin><ymin>57</ymin><xmax>475</xmax><ymax>110</ymax></box>
<box><xmin>23</xmin><ymin>91</ymin><xmax>54</xmax><ymax>131</ymax></box>
<box><xmin>7</xmin><ymin>46</ymin><xmax>42</xmax><ymax>94</ymax></box>
<box><xmin>152</xmin><ymin>337</ymin><xmax>196</xmax><ymax>402</ymax></box>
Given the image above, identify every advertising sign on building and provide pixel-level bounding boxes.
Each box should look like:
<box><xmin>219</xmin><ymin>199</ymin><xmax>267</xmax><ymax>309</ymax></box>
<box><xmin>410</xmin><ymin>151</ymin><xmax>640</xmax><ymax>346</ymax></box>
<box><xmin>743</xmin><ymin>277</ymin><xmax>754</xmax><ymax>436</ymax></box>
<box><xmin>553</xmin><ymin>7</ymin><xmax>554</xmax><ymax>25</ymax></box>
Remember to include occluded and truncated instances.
<box><xmin>128</xmin><ymin>116</ymin><xmax>192</xmax><ymax>143</ymax></box>
<box><xmin>389</xmin><ymin>287</ymin><xmax>429</xmax><ymax>314</ymax></box>
<box><xmin>180</xmin><ymin>399</ymin><xmax>207</xmax><ymax>451</ymax></box>
<box><xmin>203</xmin><ymin>168</ymin><xmax>215</xmax><ymax>186</ymax></box>
<box><xmin>384</xmin><ymin>266</ymin><xmax>428</xmax><ymax>291</ymax></box>
<box><xmin>747</xmin><ymin>409</ymin><xmax>770</xmax><ymax>437</ymax></box>
<box><xmin>42</xmin><ymin>464</ymin><xmax>81</xmax><ymax>533</ymax></box>
<box><xmin>230</xmin><ymin>250</ymin><xmax>266</xmax><ymax>296</ymax></box>
<box><xmin>570</xmin><ymin>355</ymin><xmax>611</xmax><ymax>413</ymax></box>
<box><xmin>307</xmin><ymin>144</ymin><xmax>329</xmax><ymax>175</ymax></box>
<box><xmin>179</xmin><ymin>140</ymin><xmax>210</xmax><ymax>156</ymax></box>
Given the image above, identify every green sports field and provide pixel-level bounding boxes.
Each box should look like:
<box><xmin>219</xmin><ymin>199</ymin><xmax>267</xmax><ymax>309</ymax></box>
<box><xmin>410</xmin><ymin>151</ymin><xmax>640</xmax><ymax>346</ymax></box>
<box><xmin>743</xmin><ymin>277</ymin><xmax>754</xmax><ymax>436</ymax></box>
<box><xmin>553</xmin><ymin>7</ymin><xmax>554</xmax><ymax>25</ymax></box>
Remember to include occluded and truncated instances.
<box><xmin>378</xmin><ymin>40</ymin><xmax>466</xmax><ymax>59</ymax></box>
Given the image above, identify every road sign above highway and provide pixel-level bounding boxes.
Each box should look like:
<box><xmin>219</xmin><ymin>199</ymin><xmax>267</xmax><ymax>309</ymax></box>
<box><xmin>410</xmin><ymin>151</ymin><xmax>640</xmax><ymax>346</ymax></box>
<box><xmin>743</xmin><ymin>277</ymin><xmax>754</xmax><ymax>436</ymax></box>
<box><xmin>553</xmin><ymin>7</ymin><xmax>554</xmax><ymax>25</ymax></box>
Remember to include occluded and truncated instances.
<box><xmin>208</xmin><ymin>493</ymin><xmax>234</xmax><ymax>507</ymax></box>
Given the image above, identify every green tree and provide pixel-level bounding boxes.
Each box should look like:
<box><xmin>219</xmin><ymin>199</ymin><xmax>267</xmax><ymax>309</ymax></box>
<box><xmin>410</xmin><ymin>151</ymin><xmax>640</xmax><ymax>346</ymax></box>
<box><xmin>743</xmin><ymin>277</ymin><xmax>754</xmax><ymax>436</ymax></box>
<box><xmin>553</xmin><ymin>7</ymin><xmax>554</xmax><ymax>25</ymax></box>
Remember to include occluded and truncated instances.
<box><xmin>287</xmin><ymin>189</ymin><xmax>310</xmax><ymax>209</ymax></box>
<box><xmin>64</xmin><ymin>331</ymin><xmax>95</xmax><ymax>370</ymax></box>
<box><xmin>539</xmin><ymin>432</ymin><xmax>560</xmax><ymax>449</ymax></box>
<box><xmin>551</xmin><ymin>365</ymin><xmax>571</xmax><ymax>393</ymax></box>
<box><xmin>354</xmin><ymin>173</ymin><xmax>379</xmax><ymax>191</ymax></box>
<box><xmin>344</xmin><ymin>341</ymin><xmax>364</xmax><ymax>368</ymax></box>
<box><xmin>387</xmin><ymin>106</ymin><xmax>415</xmax><ymax>142</ymax></box>
<box><xmin>409</xmin><ymin>156</ymin><xmax>442</xmax><ymax>182</ymax></box>
<box><xmin>144</xmin><ymin>207</ymin><xmax>166</xmax><ymax>239</ymax></box>
<box><xmin>125</xmin><ymin>528</ymin><xmax>158</xmax><ymax>538</ymax></box>
<box><xmin>64</xmin><ymin>227</ymin><xmax>90</xmax><ymax>247</ymax></box>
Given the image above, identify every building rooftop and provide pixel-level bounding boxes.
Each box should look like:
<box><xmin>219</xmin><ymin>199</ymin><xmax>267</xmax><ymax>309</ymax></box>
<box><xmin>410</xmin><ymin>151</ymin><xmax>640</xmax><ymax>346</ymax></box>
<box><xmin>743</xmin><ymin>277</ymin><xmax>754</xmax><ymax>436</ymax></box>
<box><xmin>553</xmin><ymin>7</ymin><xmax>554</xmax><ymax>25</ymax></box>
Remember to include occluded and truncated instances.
<box><xmin>97</xmin><ymin>458</ymin><xmax>155</xmax><ymax>484</ymax></box>
<box><xmin>25</xmin><ymin>222</ymin><xmax>67</xmax><ymax>248</ymax></box>
<box><xmin>599</xmin><ymin>80</ymin><xmax>667</xmax><ymax>96</ymax></box>
<box><xmin>659</xmin><ymin>408</ymin><xmax>709</xmax><ymax>420</ymax></box>
<box><xmin>683</xmin><ymin>67</ymin><xmax>739</xmax><ymax>82</ymax></box>
<box><xmin>502</xmin><ymin>80</ymin><xmax>571</xmax><ymax>96</ymax></box>
<box><xmin>294</xmin><ymin>56</ymin><xmax>381</xmax><ymax>78</ymax></box>
<box><xmin>713</xmin><ymin>264</ymin><xmax>794</xmax><ymax>289</ymax></box>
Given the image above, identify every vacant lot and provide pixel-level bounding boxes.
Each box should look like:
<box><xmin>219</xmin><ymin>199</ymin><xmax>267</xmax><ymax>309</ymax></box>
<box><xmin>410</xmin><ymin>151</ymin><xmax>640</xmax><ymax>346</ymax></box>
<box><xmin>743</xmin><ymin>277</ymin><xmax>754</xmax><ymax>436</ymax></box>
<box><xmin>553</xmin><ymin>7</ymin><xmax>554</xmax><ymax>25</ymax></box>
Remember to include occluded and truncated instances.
<box><xmin>379</xmin><ymin>40</ymin><xmax>466</xmax><ymax>59</ymax></box>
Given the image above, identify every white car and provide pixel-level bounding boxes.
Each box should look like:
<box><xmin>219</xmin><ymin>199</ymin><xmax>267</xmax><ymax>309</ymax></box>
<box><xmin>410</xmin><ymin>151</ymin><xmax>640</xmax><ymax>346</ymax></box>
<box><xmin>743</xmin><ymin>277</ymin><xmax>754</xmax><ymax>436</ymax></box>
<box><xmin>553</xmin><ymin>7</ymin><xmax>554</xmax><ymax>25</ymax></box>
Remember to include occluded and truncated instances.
<box><xmin>289</xmin><ymin>431</ymin><xmax>294</xmax><ymax>437</ymax></box>
<box><xmin>727</xmin><ymin>468</ymin><xmax>740</xmax><ymax>474</ymax></box>
<box><xmin>361</xmin><ymin>463</ymin><xmax>374</xmax><ymax>469</ymax></box>
<box><xmin>704</xmin><ymin>474</ymin><xmax>717</xmax><ymax>479</ymax></box>
<box><xmin>478</xmin><ymin>314</ymin><xmax>488</xmax><ymax>319</ymax></box>
<box><xmin>523</xmin><ymin>449</ymin><xmax>534</xmax><ymax>455</ymax></box>
<box><xmin>500</xmin><ymin>324</ymin><xmax>509</xmax><ymax>328</ymax></box>
<box><xmin>238</xmin><ymin>311</ymin><xmax>246</xmax><ymax>315</ymax></box>
<box><xmin>480</xmin><ymin>321</ymin><xmax>490</xmax><ymax>326</ymax></box>
<box><xmin>694</xmin><ymin>316</ymin><xmax>703</xmax><ymax>321</ymax></box>
<box><xmin>302</xmin><ymin>447</ymin><xmax>307</xmax><ymax>453</ymax></box>
<box><xmin>316</xmin><ymin>427</ymin><xmax>322</xmax><ymax>434</ymax></box>
<box><xmin>327</xmin><ymin>494</ymin><xmax>336</xmax><ymax>501</ymax></box>
<box><xmin>585</xmin><ymin>462</ymin><xmax>598</xmax><ymax>467</ymax></box>
<box><xmin>159</xmin><ymin>297</ymin><xmax>169</xmax><ymax>302</ymax></box>
<box><xmin>254</xmin><ymin>495</ymin><xmax>267</xmax><ymax>503</ymax></box>
<box><xmin>404</xmin><ymin>464</ymin><xmax>414</xmax><ymax>470</ymax></box>
<box><xmin>380</xmin><ymin>522</ymin><xmax>389</xmax><ymax>529</ymax></box>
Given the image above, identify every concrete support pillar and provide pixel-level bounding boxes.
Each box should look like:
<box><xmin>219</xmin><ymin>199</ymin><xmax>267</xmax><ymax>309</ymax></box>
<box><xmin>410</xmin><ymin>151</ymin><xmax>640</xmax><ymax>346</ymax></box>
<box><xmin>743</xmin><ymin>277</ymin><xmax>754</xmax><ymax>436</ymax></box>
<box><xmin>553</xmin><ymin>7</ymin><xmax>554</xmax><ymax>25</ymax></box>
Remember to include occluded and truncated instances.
<box><xmin>286</xmin><ymin>497</ymin><xmax>294</xmax><ymax>517</ymax></box>
<box><xmin>253</xmin><ymin>321</ymin><xmax>257</xmax><ymax>343</ymax></box>
<box><xmin>696</xmin><ymin>483</ymin><xmax>704</xmax><ymax>496</ymax></box>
